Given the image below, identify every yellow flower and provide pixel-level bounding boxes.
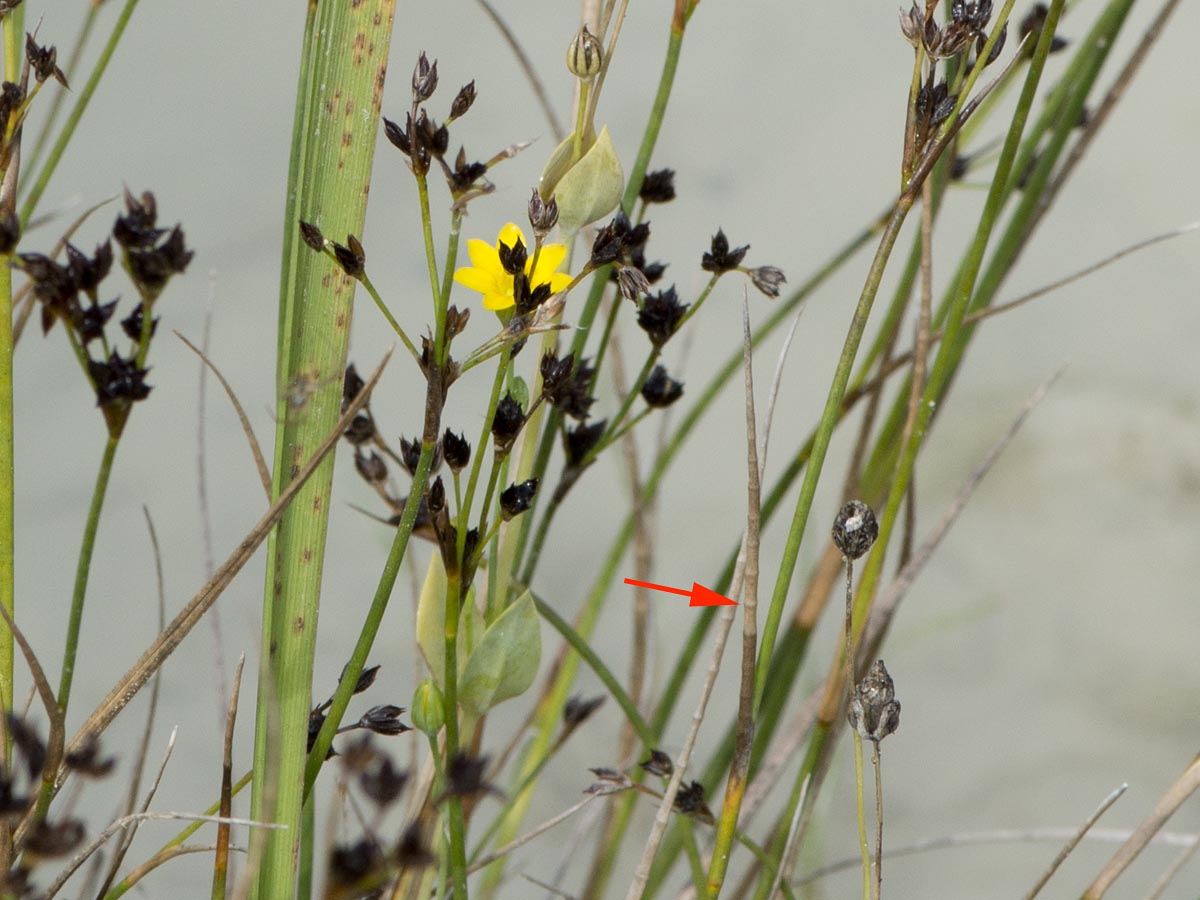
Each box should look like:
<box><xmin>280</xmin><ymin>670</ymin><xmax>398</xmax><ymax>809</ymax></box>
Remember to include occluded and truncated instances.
<box><xmin>454</xmin><ymin>223</ymin><xmax>573</xmax><ymax>311</ymax></box>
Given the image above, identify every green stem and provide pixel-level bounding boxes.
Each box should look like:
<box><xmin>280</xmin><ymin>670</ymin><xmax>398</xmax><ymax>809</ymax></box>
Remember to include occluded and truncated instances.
<box><xmin>250</xmin><ymin>3</ymin><xmax>395</xmax><ymax>896</ymax></box>
<box><xmin>0</xmin><ymin>0</ymin><xmax>21</xmax><ymax>752</ymax></box>
<box><xmin>854</xmin><ymin>731</ymin><xmax>870</xmax><ymax>900</ymax></box>
<box><xmin>443</xmin><ymin>570</ymin><xmax>469</xmax><ymax>898</ymax></box>
<box><xmin>56</xmin><ymin>434</ymin><xmax>119</xmax><ymax>717</ymax></box>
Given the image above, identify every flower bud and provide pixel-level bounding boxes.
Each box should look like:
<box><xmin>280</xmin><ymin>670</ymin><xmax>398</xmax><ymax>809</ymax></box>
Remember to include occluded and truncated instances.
<box><xmin>566</xmin><ymin>26</ymin><xmax>603</xmax><ymax>81</ymax></box>
<box><xmin>528</xmin><ymin>189</ymin><xmax>559</xmax><ymax>238</ymax></box>
<box><xmin>411</xmin><ymin>678</ymin><xmax>445</xmax><ymax>737</ymax></box>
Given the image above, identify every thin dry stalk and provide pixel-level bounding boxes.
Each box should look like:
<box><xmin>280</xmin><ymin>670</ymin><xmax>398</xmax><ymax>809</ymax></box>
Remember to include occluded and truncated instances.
<box><xmin>474</xmin><ymin>0</ymin><xmax>564</xmax><ymax>141</ymax></box>
<box><xmin>1082</xmin><ymin>755</ymin><xmax>1200</xmax><ymax>900</ymax></box>
<box><xmin>625</xmin><ymin>300</ymin><xmax>769</xmax><ymax>900</ymax></box>
<box><xmin>847</xmin><ymin>221</ymin><xmax>1200</xmax><ymax>403</ymax></box>
<box><xmin>706</xmin><ymin>299</ymin><xmax>762</xmax><ymax>894</ymax></box>
<box><xmin>1022</xmin><ymin>783</ymin><xmax>1127</xmax><ymax>900</ymax></box>
<box><xmin>1142</xmin><ymin>833</ymin><xmax>1200</xmax><ymax>900</ymax></box>
<box><xmin>194</xmin><ymin>283</ymin><xmax>231</xmax><ymax>732</ymax></box>
<box><xmin>467</xmin><ymin>789</ymin><xmax>612</xmax><ymax>873</ymax></box>
<box><xmin>44</xmin><ymin>728</ymin><xmax>177</xmax><ymax>899</ymax></box>
<box><xmin>1032</xmin><ymin>0</ymin><xmax>1184</xmax><ymax>230</ymax></box>
<box><xmin>797</xmin><ymin>824</ymin><xmax>1200</xmax><ymax>886</ymax></box>
<box><xmin>766</xmin><ymin>775</ymin><xmax>810</xmax><ymax>900</ymax></box>
<box><xmin>0</xmin><ymin>600</ymin><xmax>65</xmax><ymax>826</ymax></box>
<box><xmin>175</xmin><ymin>331</ymin><xmax>272</xmax><ymax>499</ymax></box>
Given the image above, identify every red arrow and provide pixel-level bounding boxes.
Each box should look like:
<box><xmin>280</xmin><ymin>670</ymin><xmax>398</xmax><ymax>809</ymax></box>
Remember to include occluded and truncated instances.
<box><xmin>623</xmin><ymin>577</ymin><xmax>737</xmax><ymax>608</ymax></box>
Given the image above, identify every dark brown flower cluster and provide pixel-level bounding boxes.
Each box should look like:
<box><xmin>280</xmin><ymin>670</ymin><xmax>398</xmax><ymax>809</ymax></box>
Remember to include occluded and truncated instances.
<box><xmin>16</xmin><ymin>190</ymin><xmax>191</xmax><ymax>435</ymax></box>
<box><xmin>383</xmin><ymin>52</ymin><xmax>488</xmax><ymax>201</ymax></box>
<box><xmin>307</xmin><ymin>662</ymin><xmax>410</xmax><ymax>761</ymax></box>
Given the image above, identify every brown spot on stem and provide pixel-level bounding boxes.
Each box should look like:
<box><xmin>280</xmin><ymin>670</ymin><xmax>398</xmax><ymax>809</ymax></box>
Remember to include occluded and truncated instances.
<box><xmin>301</xmin><ymin>547</ymin><xmax>313</xmax><ymax>563</ymax></box>
<box><xmin>312</xmin><ymin>494</ymin><xmax>323</xmax><ymax>513</ymax></box>
<box><xmin>335</xmin><ymin>311</ymin><xmax>347</xmax><ymax>329</ymax></box>
<box><xmin>322</xmin><ymin>273</ymin><xmax>333</xmax><ymax>288</ymax></box>
<box><xmin>293</xmin><ymin>615</ymin><xmax>305</xmax><ymax>633</ymax></box>
<box><xmin>342</xmin><ymin>130</ymin><xmax>353</xmax><ymax>148</ymax></box>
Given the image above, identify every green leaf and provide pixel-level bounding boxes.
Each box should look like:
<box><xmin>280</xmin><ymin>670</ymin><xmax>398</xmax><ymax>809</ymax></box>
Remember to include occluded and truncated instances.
<box><xmin>458</xmin><ymin>591</ymin><xmax>541</xmax><ymax>715</ymax></box>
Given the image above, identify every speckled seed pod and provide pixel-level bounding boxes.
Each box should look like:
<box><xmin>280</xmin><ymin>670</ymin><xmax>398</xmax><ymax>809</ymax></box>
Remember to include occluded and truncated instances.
<box><xmin>832</xmin><ymin>500</ymin><xmax>879</xmax><ymax>560</ymax></box>
<box><xmin>847</xmin><ymin>659</ymin><xmax>900</xmax><ymax>743</ymax></box>
<box><xmin>566</xmin><ymin>26</ymin><xmax>603</xmax><ymax>81</ymax></box>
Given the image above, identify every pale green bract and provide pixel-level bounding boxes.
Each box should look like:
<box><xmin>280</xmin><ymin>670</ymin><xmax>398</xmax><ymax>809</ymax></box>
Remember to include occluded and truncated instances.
<box><xmin>540</xmin><ymin>125</ymin><xmax>624</xmax><ymax>238</ymax></box>
<box><xmin>416</xmin><ymin>553</ymin><xmax>482</xmax><ymax>687</ymax></box>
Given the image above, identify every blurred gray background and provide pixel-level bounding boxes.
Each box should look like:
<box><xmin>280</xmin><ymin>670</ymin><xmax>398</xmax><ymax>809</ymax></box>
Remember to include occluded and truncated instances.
<box><xmin>11</xmin><ymin>0</ymin><xmax>1200</xmax><ymax>897</ymax></box>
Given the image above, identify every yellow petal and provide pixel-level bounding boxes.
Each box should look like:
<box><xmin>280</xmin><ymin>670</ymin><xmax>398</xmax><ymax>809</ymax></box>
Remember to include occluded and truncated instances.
<box><xmin>529</xmin><ymin>243</ymin><xmax>567</xmax><ymax>283</ymax></box>
<box><xmin>497</xmin><ymin>223</ymin><xmax>526</xmax><ymax>251</ymax></box>
<box><xmin>546</xmin><ymin>272</ymin><xmax>573</xmax><ymax>293</ymax></box>
<box><xmin>483</xmin><ymin>291</ymin><xmax>515</xmax><ymax>311</ymax></box>
<box><xmin>454</xmin><ymin>266</ymin><xmax>501</xmax><ymax>294</ymax></box>
<box><xmin>467</xmin><ymin>238</ymin><xmax>500</xmax><ymax>271</ymax></box>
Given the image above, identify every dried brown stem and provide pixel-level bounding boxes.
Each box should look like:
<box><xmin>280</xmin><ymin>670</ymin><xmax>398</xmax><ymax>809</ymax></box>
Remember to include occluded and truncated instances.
<box><xmin>175</xmin><ymin>331</ymin><xmax>272</xmax><ymax>499</ymax></box>
<box><xmin>1082</xmin><ymin>755</ymin><xmax>1200</xmax><ymax>900</ymax></box>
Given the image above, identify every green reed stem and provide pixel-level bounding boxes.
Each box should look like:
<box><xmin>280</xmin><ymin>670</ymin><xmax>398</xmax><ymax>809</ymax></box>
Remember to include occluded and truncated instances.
<box><xmin>853</xmin><ymin>0</ymin><xmax>1062</xmax><ymax>636</ymax></box>
<box><xmin>0</xmin><ymin>0</ymin><xmax>23</xmax><ymax>753</ymax></box>
<box><xmin>18</xmin><ymin>0</ymin><xmax>140</xmax><ymax>228</ymax></box>
<box><xmin>249</xmin><ymin>3</ymin><xmax>394</xmax><ymax>896</ymax></box>
<box><xmin>55</xmin><ymin>433</ymin><xmax>118</xmax><ymax>718</ymax></box>
<box><xmin>853</xmin><ymin>731</ymin><xmax>870</xmax><ymax>900</ymax></box>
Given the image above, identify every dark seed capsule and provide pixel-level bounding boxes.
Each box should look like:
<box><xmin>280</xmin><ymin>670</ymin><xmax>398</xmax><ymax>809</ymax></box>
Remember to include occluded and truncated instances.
<box><xmin>640</xmin><ymin>749</ymin><xmax>674</xmax><ymax>778</ymax></box>
<box><xmin>848</xmin><ymin>659</ymin><xmax>901</xmax><ymax>743</ymax></box>
<box><xmin>442</xmin><ymin>429</ymin><xmax>471</xmax><ymax>472</ymax></box>
<box><xmin>500</xmin><ymin>478</ymin><xmax>539</xmax><ymax>521</ymax></box>
<box><xmin>831</xmin><ymin>500</ymin><xmax>878</xmax><ymax>560</ymax></box>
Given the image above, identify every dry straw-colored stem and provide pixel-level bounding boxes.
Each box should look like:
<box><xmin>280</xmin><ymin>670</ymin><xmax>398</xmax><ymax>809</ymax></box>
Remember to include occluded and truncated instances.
<box><xmin>1082</xmin><ymin>755</ymin><xmax>1200</xmax><ymax>900</ymax></box>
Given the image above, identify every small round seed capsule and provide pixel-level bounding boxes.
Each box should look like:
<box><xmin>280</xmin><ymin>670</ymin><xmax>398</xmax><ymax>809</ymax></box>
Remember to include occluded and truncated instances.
<box><xmin>567</xmin><ymin>26</ymin><xmax>603</xmax><ymax>81</ymax></box>
<box><xmin>832</xmin><ymin>500</ymin><xmax>879</xmax><ymax>560</ymax></box>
